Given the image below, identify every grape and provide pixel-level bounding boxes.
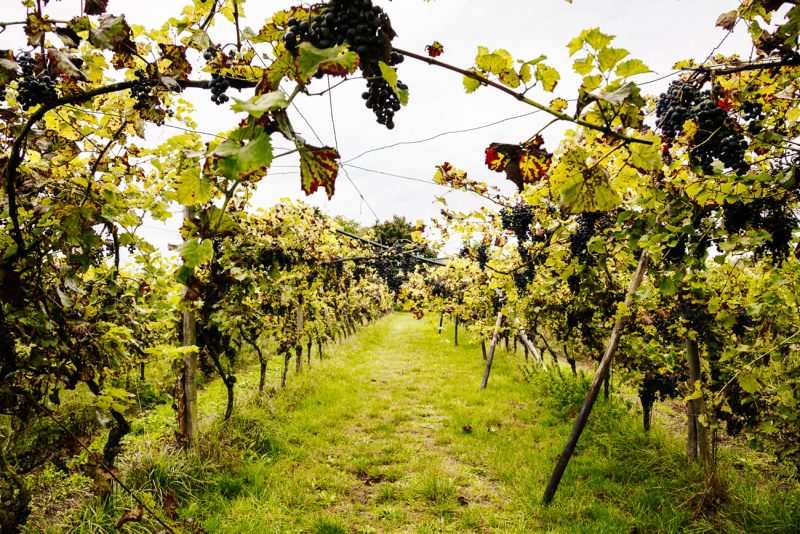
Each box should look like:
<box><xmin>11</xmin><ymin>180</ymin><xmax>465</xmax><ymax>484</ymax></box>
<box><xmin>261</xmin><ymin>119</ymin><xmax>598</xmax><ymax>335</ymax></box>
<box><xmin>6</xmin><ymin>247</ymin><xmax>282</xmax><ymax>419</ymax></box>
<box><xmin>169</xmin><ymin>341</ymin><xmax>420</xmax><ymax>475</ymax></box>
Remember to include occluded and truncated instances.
<box><xmin>209</xmin><ymin>72</ymin><xmax>230</xmax><ymax>105</ymax></box>
<box><xmin>130</xmin><ymin>69</ymin><xmax>154</xmax><ymax>111</ymax></box>
<box><xmin>569</xmin><ymin>212</ymin><xmax>601</xmax><ymax>265</ymax></box>
<box><xmin>282</xmin><ymin>0</ymin><xmax>405</xmax><ymax>128</ymax></box>
<box><xmin>723</xmin><ymin>197</ymin><xmax>796</xmax><ymax>262</ymax></box>
<box><xmin>476</xmin><ymin>243</ymin><xmax>489</xmax><ymax>271</ymax></box>
<box><xmin>656</xmin><ymin>81</ymin><xmax>749</xmax><ymax>176</ymax></box>
<box><xmin>500</xmin><ymin>203</ymin><xmax>534</xmax><ymax>243</ymax></box>
<box><xmin>16</xmin><ymin>52</ymin><xmax>57</xmax><ymax>111</ymax></box>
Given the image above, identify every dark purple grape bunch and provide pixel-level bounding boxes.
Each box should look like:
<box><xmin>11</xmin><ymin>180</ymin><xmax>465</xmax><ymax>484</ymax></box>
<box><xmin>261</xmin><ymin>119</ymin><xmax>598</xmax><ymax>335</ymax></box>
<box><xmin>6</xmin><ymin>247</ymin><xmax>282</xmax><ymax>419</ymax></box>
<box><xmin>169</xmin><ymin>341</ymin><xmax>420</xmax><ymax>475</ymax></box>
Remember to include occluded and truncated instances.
<box><xmin>741</xmin><ymin>100</ymin><xmax>766</xmax><ymax>135</ymax></box>
<box><xmin>282</xmin><ymin>0</ymin><xmax>406</xmax><ymax>129</ymax></box>
<box><xmin>203</xmin><ymin>46</ymin><xmax>229</xmax><ymax>105</ymax></box>
<box><xmin>131</xmin><ymin>69</ymin><xmax>154</xmax><ymax>111</ymax></box>
<box><xmin>17</xmin><ymin>52</ymin><xmax>57</xmax><ymax>111</ymax></box>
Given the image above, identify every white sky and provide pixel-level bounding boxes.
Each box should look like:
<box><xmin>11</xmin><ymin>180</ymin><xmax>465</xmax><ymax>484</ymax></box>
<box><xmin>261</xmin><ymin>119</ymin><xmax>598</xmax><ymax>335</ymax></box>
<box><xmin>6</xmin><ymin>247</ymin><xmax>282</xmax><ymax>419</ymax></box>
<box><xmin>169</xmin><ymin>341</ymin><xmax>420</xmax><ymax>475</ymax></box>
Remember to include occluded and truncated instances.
<box><xmin>3</xmin><ymin>0</ymin><xmax>754</xmax><ymax>252</ymax></box>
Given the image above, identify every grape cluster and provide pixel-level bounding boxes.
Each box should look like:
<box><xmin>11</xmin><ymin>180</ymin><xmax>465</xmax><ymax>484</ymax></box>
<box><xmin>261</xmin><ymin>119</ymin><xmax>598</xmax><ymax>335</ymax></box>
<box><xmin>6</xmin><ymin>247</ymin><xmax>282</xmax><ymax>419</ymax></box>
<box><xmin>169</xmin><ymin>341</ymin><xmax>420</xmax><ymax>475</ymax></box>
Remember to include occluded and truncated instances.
<box><xmin>656</xmin><ymin>81</ymin><xmax>749</xmax><ymax>175</ymax></box>
<box><xmin>677</xmin><ymin>299</ymin><xmax>710</xmax><ymax>331</ymax></box>
<box><xmin>513</xmin><ymin>268</ymin><xmax>534</xmax><ymax>292</ymax></box>
<box><xmin>476</xmin><ymin>243</ymin><xmax>489</xmax><ymax>271</ymax></box>
<box><xmin>16</xmin><ymin>52</ymin><xmax>57</xmax><ymax>111</ymax></box>
<box><xmin>500</xmin><ymin>203</ymin><xmax>534</xmax><ymax>243</ymax></box>
<box><xmin>569</xmin><ymin>212</ymin><xmax>601</xmax><ymax>264</ymax></box>
<box><xmin>655</xmin><ymin>81</ymin><xmax>699</xmax><ymax>141</ymax></box>
<box><xmin>690</xmin><ymin>97</ymin><xmax>748</xmax><ymax>175</ymax></box>
<box><xmin>741</xmin><ymin>101</ymin><xmax>765</xmax><ymax>135</ymax></box>
<box><xmin>723</xmin><ymin>197</ymin><xmax>796</xmax><ymax>262</ymax></box>
<box><xmin>638</xmin><ymin>371</ymin><xmax>681</xmax><ymax>431</ymax></box>
<box><xmin>209</xmin><ymin>73</ymin><xmax>230</xmax><ymax>105</ymax></box>
<box><xmin>131</xmin><ymin>69</ymin><xmax>153</xmax><ymax>111</ymax></box>
<box><xmin>283</xmin><ymin>0</ymin><xmax>405</xmax><ymax>128</ymax></box>
<box><xmin>490</xmin><ymin>290</ymin><xmax>506</xmax><ymax>313</ymax></box>
<box><xmin>375</xmin><ymin>257</ymin><xmax>402</xmax><ymax>293</ymax></box>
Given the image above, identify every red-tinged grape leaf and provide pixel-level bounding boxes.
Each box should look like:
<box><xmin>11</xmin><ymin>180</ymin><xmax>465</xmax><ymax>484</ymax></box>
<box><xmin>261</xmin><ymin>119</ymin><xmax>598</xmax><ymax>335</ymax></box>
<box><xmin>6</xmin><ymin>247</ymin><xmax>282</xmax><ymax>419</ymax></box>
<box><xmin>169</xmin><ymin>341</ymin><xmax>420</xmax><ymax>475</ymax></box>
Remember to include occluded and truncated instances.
<box><xmin>425</xmin><ymin>41</ymin><xmax>444</xmax><ymax>57</ymax></box>
<box><xmin>296</xmin><ymin>43</ymin><xmax>359</xmax><ymax>80</ymax></box>
<box><xmin>84</xmin><ymin>0</ymin><xmax>109</xmax><ymax>15</ymax></box>
<box><xmin>25</xmin><ymin>13</ymin><xmax>54</xmax><ymax>46</ymax></box>
<box><xmin>519</xmin><ymin>142</ymin><xmax>553</xmax><ymax>183</ymax></box>
<box><xmin>298</xmin><ymin>143</ymin><xmax>340</xmax><ymax>199</ymax></box>
<box><xmin>89</xmin><ymin>14</ymin><xmax>135</xmax><ymax>55</ymax></box>
<box><xmin>46</xmin><ymin>48</ymin><xmax>88</xmax><ymax>81</ymax></box>
<box><xmin>717</xmin><ymin>97</ymin><xmax>734</xmax><ymax>111</ymax></box>
<box><xmin>549</xmin><ymin>147</ymin><xmax>620</xmax><ymax>214</ymax></box>
<box><xmin>211</xmin><ymin>129</ymin><xmax>274</xmax><ymax>182</ymax></box>
<box><xmin>378</xmin><ymin>61</ymin><xmax>409</xmax><ymax>105</ymax></box>
<box><xmin>158</xmin><ymin>44</ymin><xmax>192</xmax><ymax>79</ymax></box>
<box><xmin>485</xmin><ymin>146</ymin><xmax>508</xmax><ymax>172</ymax></box>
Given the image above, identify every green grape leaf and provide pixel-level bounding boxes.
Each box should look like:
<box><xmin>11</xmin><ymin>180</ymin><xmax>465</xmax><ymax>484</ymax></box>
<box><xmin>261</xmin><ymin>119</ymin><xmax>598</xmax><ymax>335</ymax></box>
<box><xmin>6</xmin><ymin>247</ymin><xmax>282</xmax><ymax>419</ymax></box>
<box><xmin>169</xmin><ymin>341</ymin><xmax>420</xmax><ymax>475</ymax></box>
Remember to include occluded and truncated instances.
<box><xmin>535</xmin><ymin>64</ymin><xmax>560</xmax><ymax>92</ymax></box>
<box><xmin>231</xmin><ymin>91</ymin><xmax>290</xmax><ymax>118</ymax></box>
<box><xmin>582</xmin><ymin>74</ymin><xmax>603</xmax><ymax>92</ymax></box>
<box><xmin>175</xmin><ymin>168</ymin><xmax>214</xmax><ymax>206</ymax></box>
<box><xmin>296</xmin><ymin>42</ymin><xmax>359</xmax><ymax>79</ymax></box>
<box><xmin>179</xmin><ymin>238</ymin><xmax>213</xmax><ymax>269</ymax></box>
<box><xmin>549</xmin><ymin>147</ymin><xmax>621</xmax><ymax>213</ymax></box>
<box><xmin>211</xmin><ymin>130</ymin><xmax>274</xmax><ymax>182</ymax></box>
<box><xmin>598</xmin><ymin>46</ymin><xmax>629</xmax><ymax>72</ymax></box>
<box><xmin>615</xmin><ymin>58</ymin><xmax>652</xmax><ymax>78</ymax></box>
<box><xmin>298</xmin><ymin>143</ymin><xmax>340</xmax><ymax>199</ymax></box>
<box><xmin>378</xmin><ymin>61</ymin><xmax>409</xmax><ymax>105</ymax></box>
<box><xmin>550</xmin><ymin>97</ymin><xmax>569</xmax><ymax>113</ymax></box>
<box><xmin>739</xmin><ymin>372</ymin><xmax>761</xmax><ymax>394</ymax></box>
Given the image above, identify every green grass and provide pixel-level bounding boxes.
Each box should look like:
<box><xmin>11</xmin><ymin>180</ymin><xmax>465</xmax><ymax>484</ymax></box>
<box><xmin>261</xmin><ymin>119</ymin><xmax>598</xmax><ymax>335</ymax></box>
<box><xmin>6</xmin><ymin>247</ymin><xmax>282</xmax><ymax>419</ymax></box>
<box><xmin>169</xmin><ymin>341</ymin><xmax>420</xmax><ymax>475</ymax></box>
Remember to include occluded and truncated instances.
<box><xmin>42</xmin><ymin>313</ymin><xmax>800</xmax><ymax>533</ymax></box>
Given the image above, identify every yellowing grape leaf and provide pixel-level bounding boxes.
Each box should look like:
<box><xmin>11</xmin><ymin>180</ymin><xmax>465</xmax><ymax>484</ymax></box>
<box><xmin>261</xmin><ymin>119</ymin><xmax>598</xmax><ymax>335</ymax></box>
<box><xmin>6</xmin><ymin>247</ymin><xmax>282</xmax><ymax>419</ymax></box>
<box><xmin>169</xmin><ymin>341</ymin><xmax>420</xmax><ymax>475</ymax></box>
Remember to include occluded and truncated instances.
<box><xmin>175</xmin><ymin>168</ymin><xmax>213</xmax><ymax>206</ymax></box>
<box><xmin>598</xmin><ymin>47</ymin><xmax>629</xmax><ymax>72</ymax></box>
<box><xmin>628</xmin><ymin>133</ymin><xmax>663</xmax><ymax>171</ymax></box>
<box><xmin>582</xmin><ymin>28</ymin><xmax>614</xmax><ymax>51</ymax></box>
<box><xmin>550</xmin><ymin>98</ymin><xmax>569</xmax><ymax>113</ymax></box>
<box><xmin>738</xmin><ymin>372</ymin><xmax>761</xmax><ymax>394</ymax></box>
<box><xmin>615</xmin><ymin>59</ymin><xmax>651</xmax><ymax>78</ymax></box>
<box><xmin>463</xmin><ymin>71</ymin><xmax>481</xmax><ymax>93</ymax></box>
<box><xmin>535</xmin><ymin>64</ymin><xmax>560</xmax><ymax>92</ymax></box>
<box><xmin>549</xmin><ymin>147</ymin><xmax>621</xmax><ymax>213</ymax></box>
<box><xmin>299</xmin><ymin>143</ymin><xmax>340</xmax><ymax>198</ymax></box>
<box><xmin>378</xmin><ymin>61</ymin><xmax>409</xmax><ymax>105</ymax></box>
<box><xmin>572</xmin><ymin>55</ymin><xmax>595</xmax><ymax>75</ymax></box>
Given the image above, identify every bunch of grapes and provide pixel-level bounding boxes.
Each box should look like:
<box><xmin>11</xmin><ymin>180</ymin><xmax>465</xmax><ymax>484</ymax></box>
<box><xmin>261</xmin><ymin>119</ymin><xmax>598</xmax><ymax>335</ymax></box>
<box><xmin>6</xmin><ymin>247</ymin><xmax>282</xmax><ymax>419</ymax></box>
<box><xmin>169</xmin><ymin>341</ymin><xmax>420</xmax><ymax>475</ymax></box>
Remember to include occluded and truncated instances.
<box><xmin>513</xmin><ymin>268</ymin><xmax>534</xmax><ymax>292</ymax></box>
<box><xmin>690</xmin><ymin>96</ymin><xmax>748</xmax><ymax>175</ymax></box>
<box><xmin>569</xmin><ymin>212</ymin><xmax>601</xmax><ymax>264</ymax></box>
<box><xmin>655</xmin><ymin>81</ymin><xmax>700</xmax><ymax>141</ymax></box>
<box><xmin>500</xmin><ymin>203</ymin><xmax>534</xmax><ymax>243</ymax></box>
<box><xmin>16</xmin><ymin>52</ymin><xmax>57</xmax><ymax>111</ymax></box>
<box><xmin>131</xmin><ymin>69</ymin><xmax>154</xmax><ymax>111</ymax></box>
<box><xmin>677</xmin><ymin>299</ymin><xmax>710</xmax><ymax>331</ymax></box>
<box><xmin>283</xmin><ymin>0</ymin><xmax>405</xmax><ymax>128</ymax></box>
<box><xmin>209</xmin><ymin>73</ymin><xmax>230</xmax><ymax>105</ymax></box>
<box><xmin>638</xmin><ymin>371</ymin><xmax>681</xmax><ymax>430</ymax></box>
<box><xmin>723</xmin><ymin>197</ymin><xmax>796</xmax><ymax>262</ymax></box>
<box><xmin>475</xmin><ymin>243</ymin><xmax>489</xmax><ymax>271</ymax></box>
<box><xmin>656</xmin><ymin>81</ymin><xmax>749</xmax><ymax>175</ymax></box>
<box><xmin>741</xmin><ymin>100</ymin><xmax>766</xmax><ymax>135</ymax></box>
<box><xmin>491</xmin><ymin>290</ymin><xmax>506</xmax><ymax>313</ymax></box>
<box><xmin>375</xmin><ymin>257</ymin><xmax>402</xmax><ymax>292</ymax></box>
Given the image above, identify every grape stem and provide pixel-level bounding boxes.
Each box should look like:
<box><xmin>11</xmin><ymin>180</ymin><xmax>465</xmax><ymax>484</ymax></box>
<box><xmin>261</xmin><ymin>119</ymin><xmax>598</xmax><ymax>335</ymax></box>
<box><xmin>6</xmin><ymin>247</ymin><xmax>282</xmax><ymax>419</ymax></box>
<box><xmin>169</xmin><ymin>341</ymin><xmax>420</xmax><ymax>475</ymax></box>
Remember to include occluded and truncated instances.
<box><xmin>392</xmin><ymin>47</ymin><xmax>653</xmax><ymax>146</ymax></box>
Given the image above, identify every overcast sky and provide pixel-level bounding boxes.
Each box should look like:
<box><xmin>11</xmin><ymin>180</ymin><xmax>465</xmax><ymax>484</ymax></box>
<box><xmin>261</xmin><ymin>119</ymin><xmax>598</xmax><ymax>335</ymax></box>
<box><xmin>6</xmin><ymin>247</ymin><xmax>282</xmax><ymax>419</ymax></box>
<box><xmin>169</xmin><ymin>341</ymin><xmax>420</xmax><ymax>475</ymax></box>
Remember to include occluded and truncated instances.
<box><xmin>3</xmin><ymin>0</ymin><xmax>755</xmax><ymax>251</ymax></box>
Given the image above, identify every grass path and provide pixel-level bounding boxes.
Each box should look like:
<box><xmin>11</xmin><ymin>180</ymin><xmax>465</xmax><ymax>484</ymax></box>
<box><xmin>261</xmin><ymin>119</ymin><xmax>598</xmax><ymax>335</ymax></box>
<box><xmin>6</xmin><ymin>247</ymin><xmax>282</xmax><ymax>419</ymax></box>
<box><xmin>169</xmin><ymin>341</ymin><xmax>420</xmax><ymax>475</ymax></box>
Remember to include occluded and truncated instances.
<box><xmin>187</xmin><ymin>313</ymin><xmax>797</xmax><ymax>533</ymax></box>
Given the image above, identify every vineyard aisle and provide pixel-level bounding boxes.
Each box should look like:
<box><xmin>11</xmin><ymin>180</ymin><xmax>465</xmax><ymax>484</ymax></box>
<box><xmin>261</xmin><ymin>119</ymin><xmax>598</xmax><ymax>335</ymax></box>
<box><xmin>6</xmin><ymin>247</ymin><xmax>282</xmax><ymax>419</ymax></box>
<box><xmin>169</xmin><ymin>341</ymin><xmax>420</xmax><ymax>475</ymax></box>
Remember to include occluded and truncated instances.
<box><xmin>182</xmin><ymin>313</ymin><xmax>794</xmax><ymax>533</ymax></box>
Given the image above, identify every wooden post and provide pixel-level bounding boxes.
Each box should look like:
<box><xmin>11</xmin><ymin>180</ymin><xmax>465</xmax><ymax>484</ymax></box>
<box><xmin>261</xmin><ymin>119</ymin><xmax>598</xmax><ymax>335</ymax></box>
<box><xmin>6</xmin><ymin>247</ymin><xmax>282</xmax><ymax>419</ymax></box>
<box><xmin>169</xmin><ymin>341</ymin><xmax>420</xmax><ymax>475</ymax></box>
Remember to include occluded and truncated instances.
<box><xmin>480</xmin><ymin>311</ymin><xmax>504</xmax><ymax>389</ymax></box>
<box><xmin>686</xmin><ymin>337</ymin><xmax>712</xmax><ymax>469</ymax></box>
<box><xmin>295</xmin><ymin>305</ymin><xmax>304</xmax><ymax>373</ymax></box>
<box><xmin>515</xmin><ymin>319</ymin><xmax>543</xmax><ymax>366</ymax></box>
<box><xmin>454</xmin><ymin>317</ymin><xmax>459</xmax><ymax>346</ymax></box>
<box><xmin>481</xmin><ymin>339</ymin><xmax>487</xmax><ymax>361</ymax></box>
<box><xmin>438</xmin><ymin>313</ymin><xmax>444</xmax><ymax>335</ymax></box>
<box><xmin>543</xmin><ymin>250</ymin><xmax>648</xmax><ymax>503</ymax></box>
<box><xmin>180</xmin><ymin>211</ymin><xmax>199</xmax><ymax>448</ymax></box>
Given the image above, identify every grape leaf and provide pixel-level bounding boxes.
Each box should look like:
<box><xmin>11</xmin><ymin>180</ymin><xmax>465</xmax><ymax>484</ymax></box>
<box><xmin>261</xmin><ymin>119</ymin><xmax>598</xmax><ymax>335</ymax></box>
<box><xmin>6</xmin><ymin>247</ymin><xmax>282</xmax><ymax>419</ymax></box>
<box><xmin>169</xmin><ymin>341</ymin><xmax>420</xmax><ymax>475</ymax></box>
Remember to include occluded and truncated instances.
<box><xmin>158</xmin><ymin>44</ymin><xmax>192</xmax><ymax>79</ymax></box>
<box><xmin>738</xmin><ymin>372</ymin><xmax>761</xmax><ymax>394</ymax></box>
<box><xmin>211</xmin><ymin>130</ymin><xmax>274</xmax><ymax>182</ymax></box>
<box><xmin>378</xmin><ymin>62</ymin><xmax>409</xmax><ymax>105</ymax></box>
<box><xmin>572</xmin><ymin>55</ymin><xmax>595</xmax><ymax>75</ymax></box>
<box><xmin>628</xmin><ymin>133</ymin><xmax>663</xmax><ymax>171</ymax></box>
<box><xmin>84</xmin><ymin>0</ymin><xmax>109</xmax><ymax>15</ymax></box>
<box><xmin>425</xmin><ymin>41</ymin><xmax>444</xmax><ymax>57</ymax></box>
<box><xmin>582</xmin><ymin>28</ymin><xmax>614</xmax><ymax>51</ymax></box>
<box><xmin>463</xmin><ymin>71</ymin><xmax>481</xmax><ymax>93</ymax></box>
<box><xmin>231</xmin><ymin>91</ymin><xmax>289</xmax><ymax>118</ymax></box>
<box><xmin>89</xmin><ymin>14</ymin><xmax>135</xmax><ymax>54</ymax></box>
<box><xmin>25</xmin><ymin>13</ymin><xmax>54</xmax><ymax>46</ymax></box>
<box><xmin>296</xmin><ymin>43</ymin><xmax>359</xmax><ymax>79</ymax></box>
<box><xmin>175</xmin><ymin>168</ymin><xmax>213</xmax><ymax>206</ymax></box>
<box><xmin>615</xmin><ymin>59</ymin><xmax>651</xmax><ymax>78</ymax></box>
<box><xmin>535</xmin><ymin>64</ymin><xmax>560</xmax><ymax>92</ymax></box>
<box><xmin>598</xmin><ymin>47</ymin><xmax>629</xmax><ymax>72</ymax></box>
<box><xmin>298</xmin><ymin>143</ymin><xmax>340</xmax><ymax>198</ymax></box>
<box><xmin>179</xmin><ymin>239</ymin><xmax>213</xmax><ymax>269</ymax></box>
<box><xmin>549</xmin><ymin>147</ymin><xmax>621</xmax><ymax>213</ymax></box>
<box><xmin>550</xmin><ymin>98</ymin><xmax>569</xmax><ymax>113</ymax></box>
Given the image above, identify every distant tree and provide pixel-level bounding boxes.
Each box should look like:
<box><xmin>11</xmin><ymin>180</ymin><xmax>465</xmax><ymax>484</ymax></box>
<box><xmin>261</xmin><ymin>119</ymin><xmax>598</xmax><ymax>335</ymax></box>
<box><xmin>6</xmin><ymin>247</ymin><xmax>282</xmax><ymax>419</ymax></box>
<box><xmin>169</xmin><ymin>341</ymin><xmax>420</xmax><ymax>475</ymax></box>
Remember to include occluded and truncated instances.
<box><xmin>332</xmin><ymin>215</ymin><xmax>366</xmax><ymax>236</ymax></box>
<box><xmin>372</xmin><ymin>215</ymin><xmax>415</xmax><ymax>247</ymax></box>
